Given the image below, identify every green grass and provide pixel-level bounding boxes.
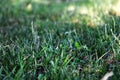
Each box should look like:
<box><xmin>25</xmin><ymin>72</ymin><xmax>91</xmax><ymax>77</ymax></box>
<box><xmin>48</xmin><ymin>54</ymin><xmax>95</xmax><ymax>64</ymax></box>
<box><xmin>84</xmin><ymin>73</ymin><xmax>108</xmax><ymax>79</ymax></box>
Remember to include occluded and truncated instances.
<box><xmin>0</xmin><ymin>0</ymin><xmax>120</xmax><ymax>80</ymax></box>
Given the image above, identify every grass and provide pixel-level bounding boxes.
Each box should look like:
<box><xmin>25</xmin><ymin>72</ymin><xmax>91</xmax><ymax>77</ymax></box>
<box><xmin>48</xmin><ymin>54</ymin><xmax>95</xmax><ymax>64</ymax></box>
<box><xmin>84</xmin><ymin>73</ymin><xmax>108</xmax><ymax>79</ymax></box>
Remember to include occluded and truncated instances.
<box><xmin>0</xmin><ymin>0</ymin><xmax>120</xmax><ymax>80</ymax></box>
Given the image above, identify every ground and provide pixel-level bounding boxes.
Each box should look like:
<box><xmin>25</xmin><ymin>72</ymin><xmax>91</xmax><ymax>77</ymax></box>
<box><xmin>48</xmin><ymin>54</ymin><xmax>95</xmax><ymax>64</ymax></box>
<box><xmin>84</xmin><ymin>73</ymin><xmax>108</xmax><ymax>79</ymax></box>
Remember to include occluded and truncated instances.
<box><xmin>0</xmin><ymin>0</ymin><xmax>120</xmax><ymax>80</ymax></box>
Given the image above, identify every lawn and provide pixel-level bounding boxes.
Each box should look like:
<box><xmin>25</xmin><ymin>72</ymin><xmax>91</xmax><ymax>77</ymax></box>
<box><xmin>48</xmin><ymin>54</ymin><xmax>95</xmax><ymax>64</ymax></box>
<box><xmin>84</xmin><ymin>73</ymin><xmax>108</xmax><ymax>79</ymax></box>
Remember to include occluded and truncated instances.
<box><xmin>0</xmin><ymin>0</ymin><xmax>120</xmax><ymax>80</ymax></box>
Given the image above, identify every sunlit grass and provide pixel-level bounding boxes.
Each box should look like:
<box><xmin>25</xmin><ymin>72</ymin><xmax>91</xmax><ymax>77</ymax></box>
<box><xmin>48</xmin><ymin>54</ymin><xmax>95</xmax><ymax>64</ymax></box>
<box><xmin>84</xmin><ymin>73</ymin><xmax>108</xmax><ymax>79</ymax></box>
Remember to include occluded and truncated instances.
<box><xmin>33</xmin><ymin>0</ymin><xmax>50</xmax><ymax>4</ymax></box>
<box><xmin>110</xmin><ymin>0</ymin><xmax>120</xmax><ymax>16</ymax></box>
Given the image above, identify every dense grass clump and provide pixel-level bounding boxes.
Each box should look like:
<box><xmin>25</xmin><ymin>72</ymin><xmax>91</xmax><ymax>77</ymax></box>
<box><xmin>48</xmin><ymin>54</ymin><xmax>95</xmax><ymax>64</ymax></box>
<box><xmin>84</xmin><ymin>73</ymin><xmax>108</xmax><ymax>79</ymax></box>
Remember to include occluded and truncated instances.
<box><xmin>0</xmin><ymin>0</ymin><xmax>120</xmax><ymax>80</ymax></box>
